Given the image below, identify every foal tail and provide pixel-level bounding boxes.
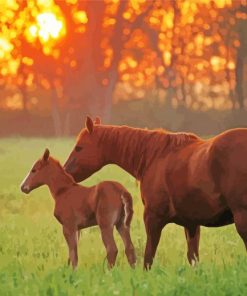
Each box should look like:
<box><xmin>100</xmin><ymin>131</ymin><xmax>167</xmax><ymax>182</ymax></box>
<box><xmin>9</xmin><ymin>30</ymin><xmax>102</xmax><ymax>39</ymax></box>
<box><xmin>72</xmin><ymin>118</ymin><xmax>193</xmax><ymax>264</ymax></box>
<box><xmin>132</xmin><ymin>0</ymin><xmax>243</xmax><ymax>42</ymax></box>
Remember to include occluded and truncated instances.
<box><xmin>121</xmin><ymin>191</ymin><xmax>134</xmax><ymax>228</ymax></box>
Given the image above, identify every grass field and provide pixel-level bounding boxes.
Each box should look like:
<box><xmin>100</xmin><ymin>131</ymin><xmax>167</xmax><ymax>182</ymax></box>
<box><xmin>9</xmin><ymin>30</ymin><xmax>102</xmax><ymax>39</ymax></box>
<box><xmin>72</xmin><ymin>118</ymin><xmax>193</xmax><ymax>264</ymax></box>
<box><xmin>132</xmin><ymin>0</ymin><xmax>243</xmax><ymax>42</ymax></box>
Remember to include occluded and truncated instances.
<box><xmin>0</xmin><ymin>137</ymin><xmax>247</xmax><ymax>296</ymax></box>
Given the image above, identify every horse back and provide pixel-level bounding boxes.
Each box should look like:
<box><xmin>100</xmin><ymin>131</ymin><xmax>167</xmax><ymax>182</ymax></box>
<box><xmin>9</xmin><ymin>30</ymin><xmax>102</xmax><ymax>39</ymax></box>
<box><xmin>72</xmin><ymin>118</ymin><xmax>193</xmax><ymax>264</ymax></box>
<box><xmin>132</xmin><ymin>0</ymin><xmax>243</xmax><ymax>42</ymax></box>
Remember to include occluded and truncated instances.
<box><xmin>209</xmin><ymin>128</ymin><xmax>247</xmax><ymax>200</ymax></box>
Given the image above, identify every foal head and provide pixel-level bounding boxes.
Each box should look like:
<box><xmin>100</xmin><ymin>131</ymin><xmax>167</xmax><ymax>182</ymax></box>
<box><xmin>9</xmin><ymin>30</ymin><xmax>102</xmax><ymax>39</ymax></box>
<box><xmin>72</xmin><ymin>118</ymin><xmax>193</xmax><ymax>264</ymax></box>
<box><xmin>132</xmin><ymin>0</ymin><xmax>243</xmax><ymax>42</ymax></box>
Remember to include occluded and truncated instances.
<box><xmin>20</xmin><ymin>149</ymin><xmax>51</xmax><ymax>194</ymax></box>
<box><xmin>64</xmin><ymin>116</ymin><xmax>104</xmax><ymax>182</ymax></box>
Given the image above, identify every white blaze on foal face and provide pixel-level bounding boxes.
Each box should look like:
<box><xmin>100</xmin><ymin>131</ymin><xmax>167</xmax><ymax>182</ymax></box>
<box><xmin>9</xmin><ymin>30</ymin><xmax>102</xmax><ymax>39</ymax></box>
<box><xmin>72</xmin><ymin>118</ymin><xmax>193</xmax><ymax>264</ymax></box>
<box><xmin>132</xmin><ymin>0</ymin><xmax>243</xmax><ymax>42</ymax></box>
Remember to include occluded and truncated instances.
<box><xmin>20</xmin><ymin>149</ymin><xmax>50</xmax><ymax>194</ymax></box>
<box><xmin>21</xmin><ymin>164</ymin><xmax>41</xmax><ymax>194</ymax></box>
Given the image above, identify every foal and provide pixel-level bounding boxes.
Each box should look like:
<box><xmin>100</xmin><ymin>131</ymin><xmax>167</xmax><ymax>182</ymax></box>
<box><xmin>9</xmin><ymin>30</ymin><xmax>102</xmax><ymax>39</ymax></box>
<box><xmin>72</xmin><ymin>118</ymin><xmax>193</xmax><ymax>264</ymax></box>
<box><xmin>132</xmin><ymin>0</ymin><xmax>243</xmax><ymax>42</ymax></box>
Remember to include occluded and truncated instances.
<box><xmin>20</xmin><ymin>149</ymin><xmax>136</xmax><ymax>269</ymax></box>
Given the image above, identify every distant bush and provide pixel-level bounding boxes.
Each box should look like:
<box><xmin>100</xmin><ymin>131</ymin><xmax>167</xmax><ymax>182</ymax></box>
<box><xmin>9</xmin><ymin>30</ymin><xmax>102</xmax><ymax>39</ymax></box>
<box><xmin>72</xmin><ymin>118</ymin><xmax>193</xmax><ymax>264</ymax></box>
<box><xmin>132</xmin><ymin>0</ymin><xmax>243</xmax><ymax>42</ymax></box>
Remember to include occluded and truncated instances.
<box><xmin>1</xmin><ymin>101</ymin><xmax>247</xmax><ymax>137</ymax></box>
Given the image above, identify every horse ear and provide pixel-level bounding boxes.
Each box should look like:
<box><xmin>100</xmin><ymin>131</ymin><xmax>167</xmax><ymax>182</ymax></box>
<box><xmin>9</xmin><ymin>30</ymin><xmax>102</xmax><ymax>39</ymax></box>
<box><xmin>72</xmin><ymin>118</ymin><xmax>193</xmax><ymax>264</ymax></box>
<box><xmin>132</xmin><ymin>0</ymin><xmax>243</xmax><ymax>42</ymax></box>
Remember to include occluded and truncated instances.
<box><xmin>85</xmin><ymin>116</ymin><xmax>94</xmax><ymax>134</ymax></box>
<box><xmin>42</xmin><ymin>148</ymin><xmax>50</xmax><ymax>162</ymax></box>
<box><xmin>94</xmin><ymin>116</ymin><xmax>101</xmax><ymax>125</ymax></box>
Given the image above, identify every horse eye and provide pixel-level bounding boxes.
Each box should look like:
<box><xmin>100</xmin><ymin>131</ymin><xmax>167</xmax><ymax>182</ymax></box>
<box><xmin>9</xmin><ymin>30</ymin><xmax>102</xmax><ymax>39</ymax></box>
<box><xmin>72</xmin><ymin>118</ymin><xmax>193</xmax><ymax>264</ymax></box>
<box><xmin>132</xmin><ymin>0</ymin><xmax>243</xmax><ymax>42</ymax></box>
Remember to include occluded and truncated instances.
<box><xmin>75</xmin><ymin>146</ymin><xmax>82</xmax><ymax>152</ymax></box>
<box><xmin>31</xmin><ymin>169</ymin><xmax>36</xmax><ymax>173</ymax></box>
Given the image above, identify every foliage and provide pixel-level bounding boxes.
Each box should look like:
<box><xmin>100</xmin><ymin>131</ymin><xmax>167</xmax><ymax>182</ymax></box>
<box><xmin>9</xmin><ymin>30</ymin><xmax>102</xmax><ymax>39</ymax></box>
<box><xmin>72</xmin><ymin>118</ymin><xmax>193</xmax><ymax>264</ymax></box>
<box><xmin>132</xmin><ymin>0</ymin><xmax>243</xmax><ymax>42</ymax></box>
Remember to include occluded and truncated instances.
<box><xmin>0</xmin><ymin>137</ymin><xmax>247</xmax><ymax>295</ymax></box>
<box><xmin>0</xmin><ymin>1</ymin><xmax>246</xmax><ymax>135</ymax></box>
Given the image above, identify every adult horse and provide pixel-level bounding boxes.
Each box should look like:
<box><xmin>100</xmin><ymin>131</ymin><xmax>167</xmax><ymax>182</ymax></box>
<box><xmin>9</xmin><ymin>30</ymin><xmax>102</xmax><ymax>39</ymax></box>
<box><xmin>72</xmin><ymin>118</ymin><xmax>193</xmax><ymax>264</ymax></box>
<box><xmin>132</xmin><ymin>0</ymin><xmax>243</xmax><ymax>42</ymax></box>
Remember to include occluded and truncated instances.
<box><xmin>64</xmin><ymin>116</ymin><xmax>247</xmax><ymax>269</ymax></box>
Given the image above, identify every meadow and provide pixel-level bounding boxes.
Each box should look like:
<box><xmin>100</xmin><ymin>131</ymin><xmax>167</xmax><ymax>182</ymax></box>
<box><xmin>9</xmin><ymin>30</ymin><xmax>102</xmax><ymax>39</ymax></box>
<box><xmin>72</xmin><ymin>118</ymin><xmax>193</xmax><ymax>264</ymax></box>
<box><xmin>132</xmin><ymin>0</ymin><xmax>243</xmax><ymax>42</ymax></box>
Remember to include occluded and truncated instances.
<box><xmin>0</xmin><ymin>137</ymin><xmax>247</xmax><ymax>296</ymax></box>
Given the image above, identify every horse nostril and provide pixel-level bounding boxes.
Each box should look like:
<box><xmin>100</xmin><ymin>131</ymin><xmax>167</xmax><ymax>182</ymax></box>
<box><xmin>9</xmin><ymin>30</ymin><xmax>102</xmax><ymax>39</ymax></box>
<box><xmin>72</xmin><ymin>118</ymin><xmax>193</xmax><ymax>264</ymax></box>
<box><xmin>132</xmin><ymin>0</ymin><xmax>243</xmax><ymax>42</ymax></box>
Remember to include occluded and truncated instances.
<box><xmin>21</xmin><ymin>185</ymin><xmax>29</xmax><ymax>194</ymax></box>
<box><xmin>64</xmin><ymin>158</ymin><xmax>76</xmax><ymax>174</ymax></box>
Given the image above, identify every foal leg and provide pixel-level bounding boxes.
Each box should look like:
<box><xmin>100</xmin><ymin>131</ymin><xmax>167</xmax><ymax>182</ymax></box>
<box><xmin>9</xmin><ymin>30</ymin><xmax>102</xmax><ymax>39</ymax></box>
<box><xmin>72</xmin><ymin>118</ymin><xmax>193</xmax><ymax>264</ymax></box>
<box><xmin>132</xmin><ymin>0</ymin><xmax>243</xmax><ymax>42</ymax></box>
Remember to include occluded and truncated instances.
<box><xmin>143</xmin><ymin>208</ymin><xmax>166</xmax><ymax>270</ymax></box>
<box><xmin>233</xmin><ymin>209</ymin><xmax>247</xmax><ymax>250</ymax></box>
<box><xmin>99</xmin><ymin>226</ymin><xmax>118</xmax><ymax>268</ymax></box>
<box><xmin>63</xmin><ymin>225</ymin><xmax>78</xmax><ymax>269</ymax></box>
<box><xmin>184</xmin><ymin>225</ymin><xmax>200</xmax><ymax>265</ymax></box>
<box><xmin>67</xmin><ymin>231</ymin><xmax>80</xmax><ymax>266</ymax></box>
<box><xmin>116</xmin><ymin>222</ymin><xmax>136</xmax><ymax>267</ymax></box>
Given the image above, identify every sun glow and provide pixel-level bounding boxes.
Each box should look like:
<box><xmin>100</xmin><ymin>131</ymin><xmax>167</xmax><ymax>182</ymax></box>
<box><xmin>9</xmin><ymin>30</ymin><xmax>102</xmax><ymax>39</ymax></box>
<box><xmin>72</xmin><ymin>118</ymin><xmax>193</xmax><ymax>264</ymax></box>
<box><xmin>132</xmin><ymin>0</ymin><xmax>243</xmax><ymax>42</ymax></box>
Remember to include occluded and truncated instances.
<box><xmin>28</xmin><ymin>12</ymin><xmax>65</xmax><ymax>43</ymax></box>
<box><xmin>73</xmin><ymin>10</ymin><xmax>88</xmax><ymax>24</ymax></box>
<box><xmin>0</xmin><ymin>37</ymin><xmax>13</xmax><ymax>59</ymax></box>
<box><xmin>210</xmin><ymin>56</ymin><xmax>226</xmax><ymax>72</ymax></box>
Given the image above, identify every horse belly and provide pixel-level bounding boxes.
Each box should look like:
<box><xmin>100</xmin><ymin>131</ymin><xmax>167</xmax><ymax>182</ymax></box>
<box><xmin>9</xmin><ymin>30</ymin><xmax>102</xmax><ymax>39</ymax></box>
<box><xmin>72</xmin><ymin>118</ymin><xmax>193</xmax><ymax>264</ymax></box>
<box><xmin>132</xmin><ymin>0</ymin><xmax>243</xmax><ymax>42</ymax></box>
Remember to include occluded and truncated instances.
<box><xmin>202</xmin><ymin>209</ymin><xmax>233</xmax><ymax>227</ymax></box>
<box><xmin>173</xmin><ymin>208</ymin><xmax>233</xmax><ymax>227</ymax></box>
<box><xmin>174</xmin><ymin>189</ymin><xmax>228</xmax><ymax>225</ymax></box>
<box><xmin>176</xmin><ymin>142</ymin><xmax>228</xmax><ymax>223</ymax></box>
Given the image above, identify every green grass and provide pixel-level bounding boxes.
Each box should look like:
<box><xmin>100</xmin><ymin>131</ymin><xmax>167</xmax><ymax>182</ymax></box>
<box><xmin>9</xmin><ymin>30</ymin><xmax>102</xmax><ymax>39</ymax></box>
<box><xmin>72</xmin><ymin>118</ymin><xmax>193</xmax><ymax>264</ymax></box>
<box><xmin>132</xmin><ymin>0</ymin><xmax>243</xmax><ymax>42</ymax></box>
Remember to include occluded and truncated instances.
<box><xmin>0</xmin><ymin>137</ymin><xmax>246</xmax><ymax>296</ymax></box>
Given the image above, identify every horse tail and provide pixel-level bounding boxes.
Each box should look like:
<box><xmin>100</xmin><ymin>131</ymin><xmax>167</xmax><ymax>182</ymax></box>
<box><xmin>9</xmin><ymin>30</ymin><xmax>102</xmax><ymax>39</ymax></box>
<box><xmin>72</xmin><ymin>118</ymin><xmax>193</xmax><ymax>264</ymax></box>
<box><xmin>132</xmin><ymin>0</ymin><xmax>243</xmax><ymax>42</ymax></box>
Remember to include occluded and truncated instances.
<box><xmin>121</xmin><ymin>191</ymin><xmax>134</xmax><ymax>228</ymax></box>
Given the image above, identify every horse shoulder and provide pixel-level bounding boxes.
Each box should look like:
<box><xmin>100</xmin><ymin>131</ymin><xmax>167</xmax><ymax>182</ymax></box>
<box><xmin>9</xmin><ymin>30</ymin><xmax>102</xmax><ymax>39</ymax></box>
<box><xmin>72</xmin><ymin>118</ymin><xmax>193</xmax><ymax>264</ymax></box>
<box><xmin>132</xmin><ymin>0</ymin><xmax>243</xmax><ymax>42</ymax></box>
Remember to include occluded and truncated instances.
<box><xmin>140</xmin><ymin>158</ymin><xmax>173</xmax><ymax>212</ymax></box>
<box><xmin>54</xmin><ymin>201</ymin><xmax>66</xmax><ymax>225</ymax></box>
<box><xmin>142</xmin><ymin>158</ymin><xmax>168</xmax><ymax>188</ymax></box>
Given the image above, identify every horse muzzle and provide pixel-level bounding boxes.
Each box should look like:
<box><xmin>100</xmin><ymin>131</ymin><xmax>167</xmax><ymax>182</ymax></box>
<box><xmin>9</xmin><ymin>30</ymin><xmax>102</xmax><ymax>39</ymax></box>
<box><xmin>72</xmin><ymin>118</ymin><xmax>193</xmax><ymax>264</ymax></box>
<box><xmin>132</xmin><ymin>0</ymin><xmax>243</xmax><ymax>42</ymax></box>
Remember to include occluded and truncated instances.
<box><xmin>64</xmin><ymin>158</ymin><xmax>78</xmax><ymax>176</ymax></box>
<box><xmin>21</xmin><ymin>184</ymin><xmax>31</xmax><ymax>194</ymax></box>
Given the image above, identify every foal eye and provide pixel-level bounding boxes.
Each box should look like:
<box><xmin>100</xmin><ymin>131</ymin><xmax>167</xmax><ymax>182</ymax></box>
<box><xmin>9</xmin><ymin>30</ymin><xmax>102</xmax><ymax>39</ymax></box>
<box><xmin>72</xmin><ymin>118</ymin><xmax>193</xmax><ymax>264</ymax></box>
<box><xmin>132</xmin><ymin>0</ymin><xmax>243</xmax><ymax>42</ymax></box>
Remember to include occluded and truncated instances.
<box><xmin>75</xmin><ymin>146</ymin><xmax>82</xmax><ymax>152</ymax></box>
<box><xmin>31</xmin><ymin>169</ymin><xmax>36</xmax><ymax>173</ymax></box>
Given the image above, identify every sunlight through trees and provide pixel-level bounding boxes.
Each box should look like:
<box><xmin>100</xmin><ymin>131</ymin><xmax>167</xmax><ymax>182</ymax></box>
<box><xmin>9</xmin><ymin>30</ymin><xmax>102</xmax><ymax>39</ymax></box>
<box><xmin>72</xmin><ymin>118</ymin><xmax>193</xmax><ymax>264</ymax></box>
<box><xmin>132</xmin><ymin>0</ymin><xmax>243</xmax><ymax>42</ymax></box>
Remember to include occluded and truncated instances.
<box><xmin>0</xmin><ymin>0</ymin><xmax>246</xmax><ymax>135</ymax></box>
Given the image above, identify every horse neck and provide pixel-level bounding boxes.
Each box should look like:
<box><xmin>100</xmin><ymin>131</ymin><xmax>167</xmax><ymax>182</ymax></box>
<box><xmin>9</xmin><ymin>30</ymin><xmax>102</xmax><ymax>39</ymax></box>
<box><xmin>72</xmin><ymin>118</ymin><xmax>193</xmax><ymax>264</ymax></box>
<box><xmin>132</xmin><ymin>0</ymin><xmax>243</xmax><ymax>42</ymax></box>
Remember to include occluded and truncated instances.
<box><xmin>98</xmin><ymin>126</ymin><xmax>168</xmax><ymax>180</ymax></box>
<box><xmin>46</xmin><ymin>163</ymin><xmax>75</xmax><ymax>200</ymax></box>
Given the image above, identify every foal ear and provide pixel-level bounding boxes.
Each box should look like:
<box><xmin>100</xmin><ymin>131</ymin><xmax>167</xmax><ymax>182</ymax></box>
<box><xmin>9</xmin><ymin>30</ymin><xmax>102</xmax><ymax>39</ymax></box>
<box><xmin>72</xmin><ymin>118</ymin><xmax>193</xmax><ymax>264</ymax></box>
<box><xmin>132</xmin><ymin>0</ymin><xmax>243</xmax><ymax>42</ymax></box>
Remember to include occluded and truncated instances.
<box><xmin>94</xmin><ymin>116</ymin><xmax>101</xmax><ymax>125</ymax></box>
<box><xmin>85</xmin><ymin>116</ymin><xmax>94</xmax><ymax>134</ymax></box>
<box><xmin>42</xmin><ymin>148</ymin><xmax>50</xmax><ymax>162</ymax></box>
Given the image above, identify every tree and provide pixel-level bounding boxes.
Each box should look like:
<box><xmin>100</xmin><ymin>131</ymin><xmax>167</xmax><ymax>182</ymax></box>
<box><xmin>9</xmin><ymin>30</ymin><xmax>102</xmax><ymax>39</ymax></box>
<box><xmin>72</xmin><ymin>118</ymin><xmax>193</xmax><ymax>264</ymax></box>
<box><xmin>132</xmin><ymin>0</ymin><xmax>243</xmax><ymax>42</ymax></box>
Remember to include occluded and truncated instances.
<box><xmin>235</xmin><ymin>3</ymin><xmax>247</xmax><ymax>109</ymax></box>
<box><xmin>0</xmin><ymin>0</ymin><xmax>246</xmax><ymax>135</ymax></box>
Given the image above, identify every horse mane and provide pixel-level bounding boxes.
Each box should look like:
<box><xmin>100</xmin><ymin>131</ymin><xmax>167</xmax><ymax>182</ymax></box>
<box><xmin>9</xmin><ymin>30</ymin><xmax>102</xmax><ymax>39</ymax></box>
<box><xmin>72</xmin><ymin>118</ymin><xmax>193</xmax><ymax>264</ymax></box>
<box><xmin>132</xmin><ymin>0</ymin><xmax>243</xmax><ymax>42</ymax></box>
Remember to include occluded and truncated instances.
<box><xmin>76</xmin><ymin>124</ymin><xmax>201</xmax><ymax>180</ymax></box>
<box><xmin>166</xmin><ymin>132</ymin><xmax>200</xmax><ymax>149</ymax></box>
<box><xmin>97</xmin><ymin>125</ymin><xmax>200</xmax><ymax>160</ymax></box>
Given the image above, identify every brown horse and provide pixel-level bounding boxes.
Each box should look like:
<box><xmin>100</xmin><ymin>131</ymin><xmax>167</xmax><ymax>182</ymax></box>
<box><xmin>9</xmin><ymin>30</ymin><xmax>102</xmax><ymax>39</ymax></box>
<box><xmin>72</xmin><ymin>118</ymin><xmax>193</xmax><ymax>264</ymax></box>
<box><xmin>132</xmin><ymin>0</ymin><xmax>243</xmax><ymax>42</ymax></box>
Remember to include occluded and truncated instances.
<box><xmin>64</xmin><ymin>116</ymin><xmax>247</xmax><ymax>270</ymax></box>
<box><xmin>20</xmin><ymin>149</ymin><xmax>136</xmax><ymax>269</ymax></box>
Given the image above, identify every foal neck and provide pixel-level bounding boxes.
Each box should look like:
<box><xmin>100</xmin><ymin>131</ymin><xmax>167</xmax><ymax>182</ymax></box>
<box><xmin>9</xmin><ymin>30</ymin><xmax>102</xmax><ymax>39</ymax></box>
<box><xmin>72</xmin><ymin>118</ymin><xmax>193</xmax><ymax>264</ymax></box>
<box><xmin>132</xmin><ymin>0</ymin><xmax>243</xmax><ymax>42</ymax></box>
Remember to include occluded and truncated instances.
<box><xmin>47</xmin><ymin>160</ymin><xmax>76</xmax><ymax>200</ymax></box>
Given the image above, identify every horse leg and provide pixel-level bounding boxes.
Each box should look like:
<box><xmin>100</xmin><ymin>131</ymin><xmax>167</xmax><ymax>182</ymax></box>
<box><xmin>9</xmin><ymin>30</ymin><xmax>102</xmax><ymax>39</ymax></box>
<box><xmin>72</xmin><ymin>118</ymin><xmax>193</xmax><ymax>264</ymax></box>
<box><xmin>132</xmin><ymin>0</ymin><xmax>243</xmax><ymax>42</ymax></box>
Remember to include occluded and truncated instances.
<box><xmin>116</xmin><ymin>222</ymin><xmax>136</xmax><ymax>267</ymax></box>
<box><xmin>233</xmin><ymin>209</ymin><xmax>247</xmax><ymax>250</ymax></box>
<box><xmin>77</xmin><ymin>230</ymin><xmax>81</xmax><ymax>241</ymax></box>
<box><xmin>99</xmin><ymin>226</ymin><xmax>118</xmax><ymax>268</ymax></box>
<box><xmin>184</xmin><ymin>225</ymin><xmax>200</xmax><ymax>265</ymax></box>
<box><xmin>63</xmin><ymin>225</ymin><xmax>78</xmax><ymax>269</ymax></box>
<box><xmin>143</xmin><ymin>208</ymin><xmax>166</xmax><ymax>270</ymax></box>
